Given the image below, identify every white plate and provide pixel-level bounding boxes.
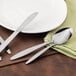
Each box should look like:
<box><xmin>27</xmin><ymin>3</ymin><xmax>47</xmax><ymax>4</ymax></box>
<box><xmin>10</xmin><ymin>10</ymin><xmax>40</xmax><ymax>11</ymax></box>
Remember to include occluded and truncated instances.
<box><xmin>0</xmin><ymin>0</ymin><xmax>67</xmax><ymax>33</ymax></box>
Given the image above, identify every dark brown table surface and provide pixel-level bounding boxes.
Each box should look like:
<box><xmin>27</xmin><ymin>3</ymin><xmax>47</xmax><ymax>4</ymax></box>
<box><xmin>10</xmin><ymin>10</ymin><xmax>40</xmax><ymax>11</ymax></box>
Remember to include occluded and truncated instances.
<box><xmin>0</xmin><ymin>26</ymin><xmax>76</xmax><ymax>76</ymax></box>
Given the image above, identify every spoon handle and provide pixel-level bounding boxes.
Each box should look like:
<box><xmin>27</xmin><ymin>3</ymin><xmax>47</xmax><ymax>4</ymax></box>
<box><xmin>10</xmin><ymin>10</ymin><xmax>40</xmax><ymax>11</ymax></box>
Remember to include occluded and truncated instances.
<box><xmin>25</xmin><ymin>44</ymin><xmax>55</xmax><ymax>64</ymax></box>
<box><xmin>10</xmin><ymin>42</ymin><xmax>50</xmax><ymax>60</ymax></box>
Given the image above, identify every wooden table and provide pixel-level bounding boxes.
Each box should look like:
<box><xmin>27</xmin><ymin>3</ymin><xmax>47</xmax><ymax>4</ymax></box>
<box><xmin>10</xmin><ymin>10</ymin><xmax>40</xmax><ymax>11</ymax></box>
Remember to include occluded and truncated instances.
<box><xmin>0</xmin><ymin>26</ymin><xmax>76</xmax><ymax>76</ymax></box>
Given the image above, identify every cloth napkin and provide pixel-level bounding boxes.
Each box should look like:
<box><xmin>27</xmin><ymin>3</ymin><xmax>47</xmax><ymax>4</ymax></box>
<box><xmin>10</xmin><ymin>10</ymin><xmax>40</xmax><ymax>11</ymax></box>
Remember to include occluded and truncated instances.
<box><xmin>44</xmin><ymin>0</ymin><xmax>76</xmax><ymax>59</ymax></box>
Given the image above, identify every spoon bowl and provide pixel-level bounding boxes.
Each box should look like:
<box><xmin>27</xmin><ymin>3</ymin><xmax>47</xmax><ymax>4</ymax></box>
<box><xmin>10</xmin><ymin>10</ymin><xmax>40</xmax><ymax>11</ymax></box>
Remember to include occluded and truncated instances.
<box><xmin>52</xmin><ymin>28</ymin><xmax>73</xmax><ymax>45</ymax></box>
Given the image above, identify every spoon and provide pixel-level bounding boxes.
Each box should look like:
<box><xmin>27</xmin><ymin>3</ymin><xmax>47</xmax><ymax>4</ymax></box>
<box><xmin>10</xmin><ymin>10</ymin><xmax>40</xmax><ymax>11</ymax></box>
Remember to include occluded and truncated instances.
<box><xmin>10</xmin><ymin>28</ymin><xmax>73</xmax><ymax>63</ymax></box>
<box><xmin>25</xmin><ymin>27</ymin><xmax>73</xmax><ymax>64</ymax></box>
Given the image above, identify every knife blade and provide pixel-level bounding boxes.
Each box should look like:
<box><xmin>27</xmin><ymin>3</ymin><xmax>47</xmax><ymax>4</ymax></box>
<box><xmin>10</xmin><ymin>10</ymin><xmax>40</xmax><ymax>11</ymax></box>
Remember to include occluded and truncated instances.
<box><xmin>0</xmin><ymin>12</ymin><xmax>38</xmax><ymax>53</ymax></box>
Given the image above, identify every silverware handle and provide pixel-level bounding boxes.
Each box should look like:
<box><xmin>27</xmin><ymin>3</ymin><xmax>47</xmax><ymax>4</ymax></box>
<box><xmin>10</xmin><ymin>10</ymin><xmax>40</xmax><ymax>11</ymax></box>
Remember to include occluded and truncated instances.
<box><xmin>0</xmin><ymin>30</ymin><xmax>19</xmax><ymax>53</ymax></box>
<box><xmin>0</xmin><ymin>36</ymin><xmax>11</xmax><ymax>54</ymax></box>
<box><xmin>0</xmin><ymin>12</ymin><xmax>38</xmax><ymax>53</ymax></box>
<box><xmin>21</xmin><ymin>42</ymin><xmax>49</xmax><ymax>55</ymax></box>
<box><xmin>25</xmin><ymin>44</ymin><xmax>55</xmax><ymax>64</ymax></box>
<box><xmin>10</xmin><ymin>42</ymin><xmax>49</xmax><ymax>60</ymax></box>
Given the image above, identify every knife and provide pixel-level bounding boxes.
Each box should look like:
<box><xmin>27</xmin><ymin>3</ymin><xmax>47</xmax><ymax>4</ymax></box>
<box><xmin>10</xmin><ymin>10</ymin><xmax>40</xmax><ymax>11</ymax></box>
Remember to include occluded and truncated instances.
<box><xmin>0</xmin><ymin>12</ymin><xmax>38</xmax><ymax>53</ymax></box>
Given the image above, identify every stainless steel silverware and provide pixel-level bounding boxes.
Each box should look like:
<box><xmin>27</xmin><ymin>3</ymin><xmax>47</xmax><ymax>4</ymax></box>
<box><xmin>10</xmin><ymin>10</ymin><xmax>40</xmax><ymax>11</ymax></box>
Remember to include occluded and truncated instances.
<box><xmin>0</xmin><ymin>12</ymin><xmax>38</xmax><ymax>53</ymax></box>
<box><xmin>10</xmin><ymin>27</ymin><xmax>73</xmax><ymax>64</ymax></box>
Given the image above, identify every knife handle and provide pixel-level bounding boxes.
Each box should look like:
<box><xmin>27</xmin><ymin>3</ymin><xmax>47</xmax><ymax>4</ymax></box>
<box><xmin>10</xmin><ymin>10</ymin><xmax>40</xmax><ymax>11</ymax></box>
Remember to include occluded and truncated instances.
<box><xmin>0</xmin><ymin>12</ymin><xmax>38</xmax><ymax>53</ymax></box>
